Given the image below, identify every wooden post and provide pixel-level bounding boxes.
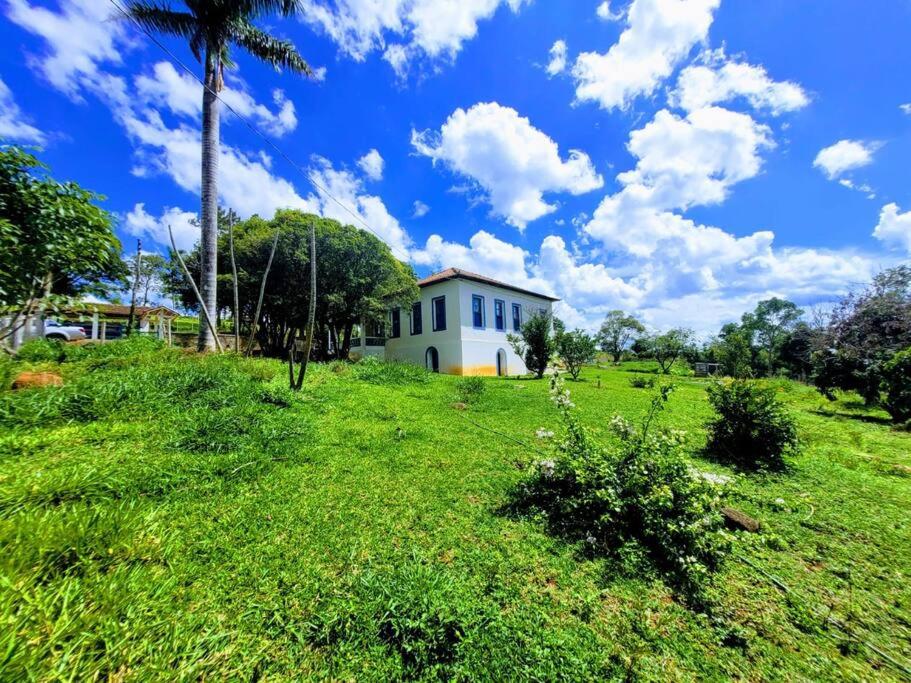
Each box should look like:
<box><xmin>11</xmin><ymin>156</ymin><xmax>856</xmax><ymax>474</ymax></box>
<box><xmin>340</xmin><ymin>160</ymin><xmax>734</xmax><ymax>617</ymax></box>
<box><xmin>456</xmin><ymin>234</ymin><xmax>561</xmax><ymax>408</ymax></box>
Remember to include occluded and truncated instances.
<box><xmin>99</xmin><ymin>321</ymin><xmax>107</xmax><ymax>343</ymax></box>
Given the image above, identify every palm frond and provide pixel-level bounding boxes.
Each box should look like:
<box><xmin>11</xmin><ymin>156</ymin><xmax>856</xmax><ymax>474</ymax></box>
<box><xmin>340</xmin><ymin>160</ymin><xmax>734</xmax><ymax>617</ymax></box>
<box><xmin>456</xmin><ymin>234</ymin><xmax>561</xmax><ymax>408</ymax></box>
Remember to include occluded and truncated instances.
<box><xmin>231</xmin><ymin>1</ymin><xmax>306</xmax><ymax>19</ymax></box>
<box><xmin>123</xmin><ymin>2</ymin><xmax>199</xmax><ymax>41</ymax></box>
<box><xmin>230</xmin><ymin>22</ymin><xmax>312</xmax><ymax>76</ymax></box>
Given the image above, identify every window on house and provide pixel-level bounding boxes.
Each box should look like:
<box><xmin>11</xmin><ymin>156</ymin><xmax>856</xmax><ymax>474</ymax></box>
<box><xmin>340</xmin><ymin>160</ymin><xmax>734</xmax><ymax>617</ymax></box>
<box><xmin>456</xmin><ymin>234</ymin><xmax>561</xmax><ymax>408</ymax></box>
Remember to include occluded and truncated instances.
<box><xmin>390</xmin><ymin>307</ymin><xmax>401</xmax><ymax>338</ymax></box>
<box><xmin>411</xmin><ymin>301</ymin><xmax>422</xmax><ymax>335</ymax></box>
<box><xmin>494</xmin><ymin>299</ymin><xmax>505</xmax><ymax>331</ymax></box>
<box><xmin>512</xmin><ymin>303</ymin><xmax>522</xmax><ymax>332</ymax></box>
<box><xmin>432</xmin><ymin>296</ymin><xmax>446</xmax><ymax>331</ymax></box>
<box><xmin>370</xmin><ymin>320</ymin><xmax>385</xmax><ymax>338</ymax></box>
<box><xmin>472</xmin><ymin>294</ymin><xmax>485</xmax><ymax>328</ymax></box>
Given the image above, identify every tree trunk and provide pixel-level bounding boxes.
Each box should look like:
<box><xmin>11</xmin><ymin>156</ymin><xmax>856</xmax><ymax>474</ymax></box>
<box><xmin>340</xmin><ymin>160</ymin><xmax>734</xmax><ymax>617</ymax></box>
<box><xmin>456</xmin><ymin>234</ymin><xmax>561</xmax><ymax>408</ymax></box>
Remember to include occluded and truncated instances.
<box><xmin>228</xmin><ymin>215</ymin><xmax>240</xmax><ymax>352</ymax></box>
<box><xmin>126</xmin><ymin>239</ymin><xmax>142</xmax><ymax>336</ymax></box>
<box><xmin>244</xmin><ymin>229</ymin><xmax>280</xmax><ymax>357</ymax></box>
<box><xmin>293</xmin><ymin>222</ymin><xmax>317</xmax><ymax>389</ymax></box>
<box><xmin>198</xmin><ymin>46</ymin><xmax>221</xmax><ymax>352</ymax></box>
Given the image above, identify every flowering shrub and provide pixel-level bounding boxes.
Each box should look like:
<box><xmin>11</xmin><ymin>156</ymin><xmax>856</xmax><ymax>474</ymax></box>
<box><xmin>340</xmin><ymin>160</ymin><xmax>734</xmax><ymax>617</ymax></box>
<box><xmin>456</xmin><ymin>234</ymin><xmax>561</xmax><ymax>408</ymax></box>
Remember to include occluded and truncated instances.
<box><xmin>516</xmin><ymin>372</ymin><xmax>729</xmax><ymax>601</ymax></box>
<box><xmin>705</xmin><ymin>380</ymin><xmax>799</xmax><ymax>470</ymax></box>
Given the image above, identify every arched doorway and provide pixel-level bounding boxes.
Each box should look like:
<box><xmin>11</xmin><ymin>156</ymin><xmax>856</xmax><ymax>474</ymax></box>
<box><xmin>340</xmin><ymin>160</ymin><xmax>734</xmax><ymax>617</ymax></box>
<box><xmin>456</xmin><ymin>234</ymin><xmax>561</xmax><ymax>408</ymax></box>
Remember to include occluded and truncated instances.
<box><xmin>425</xmin><ymin>346</ymin><xmax>439</xmax><ymax>373</ymax></box>
<box><xmin>496</xmin><ymin>348</ymin><xmax>507</xmax><ymax>376</ymax></box>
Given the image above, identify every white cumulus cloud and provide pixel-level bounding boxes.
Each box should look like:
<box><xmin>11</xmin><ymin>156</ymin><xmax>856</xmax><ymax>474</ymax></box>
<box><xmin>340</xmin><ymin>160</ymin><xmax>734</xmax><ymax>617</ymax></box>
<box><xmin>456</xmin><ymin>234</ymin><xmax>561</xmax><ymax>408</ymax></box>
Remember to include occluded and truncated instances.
<box><xmin>357</xmin><ymin>148</ymin><xmax>385</xmax><ymax>181</ymax></box>
<box><xmin>813</xmin><ymin>139</ymin><xmax>876</xmax><ymax>180</ymax></box>
<box><xmin>412</xmin><ymin>200</ymin><xmax>430</xmax><ymax>217</ymax></box>
<box><xmin>546</xmin><ymin>40</ymin><xmax>568</xmax><ymax>76</ymax></box>
<box><xmin>873</xmin><ymin>203</ymin><xmax>911</xmax><ymax>253</ymax></box>
<box><xmin>670</xmin><ymin>53</ymin><xmax>809</xmax><ymax>114</ymax></box>
<box><xmin>0</xmin><ymin>75</ymin><xmax>46</xmax><ymax>143</ymax></box>
<box><xmin>299</xmin><ymin>0</ymin><xmax>528</xmax><ymax>77</ymax></box>
<box><xmin>572</xmin><ymin>0</ymin><xmax>720</xmax><ymax>111</ymax></box>
<box><xmin>124</xmin><ymin>203</ymin><xmax>199</xmax><ymax>251</ymax></box>
<box><xmin>412</xmin><ymin>102</ymin><xmax>603</xmax><ymax>229</ymax></box>
<box><xmin>135</xmin><ymin>62</ymin><xmax>298</xmax><ymax>137</ymax></box>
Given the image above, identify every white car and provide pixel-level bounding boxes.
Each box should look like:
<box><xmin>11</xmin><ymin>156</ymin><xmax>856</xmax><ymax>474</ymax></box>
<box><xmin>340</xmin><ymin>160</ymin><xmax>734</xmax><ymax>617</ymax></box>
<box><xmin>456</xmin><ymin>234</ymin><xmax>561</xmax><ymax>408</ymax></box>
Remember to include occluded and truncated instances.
<box><xmin>43</xmin><ymin>319</ymin><xmax>87</xmax><ymax>342</ymax></box>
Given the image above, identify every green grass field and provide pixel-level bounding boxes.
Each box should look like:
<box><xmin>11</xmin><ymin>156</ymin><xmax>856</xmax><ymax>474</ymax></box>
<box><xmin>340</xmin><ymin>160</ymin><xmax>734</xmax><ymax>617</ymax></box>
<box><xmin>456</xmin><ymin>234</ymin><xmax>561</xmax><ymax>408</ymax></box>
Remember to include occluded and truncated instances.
<box><xmin>1</xmin><ymin>342</ymin><xmax>909</xmax><ymax>680</ymax></box>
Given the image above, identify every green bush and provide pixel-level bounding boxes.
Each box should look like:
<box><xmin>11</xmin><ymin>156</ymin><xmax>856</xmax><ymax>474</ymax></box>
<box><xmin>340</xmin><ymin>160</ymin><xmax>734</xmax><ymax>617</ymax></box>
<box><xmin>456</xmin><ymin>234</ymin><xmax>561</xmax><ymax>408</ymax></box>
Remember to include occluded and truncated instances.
<box><xmin>705</xmin><ymin>380</ymin><xmax>799</xmax><ymax>470</ymax></box>
<box><xmin>351</xmin><ymin>356</ymin><xmax>429</xmax><ymax>386</ymax></box>
<box><xmin>882</xmin><ymin>348</ymin><xmax>911</xmax><ymax>424</ymax></box>
<box><xmin>515</xmin><ymin>374</ymin><xmax>728</xmax><ymax>601</ymax></box>
<box><xmin>628</xmin><ymin>375</ymin><xmax>656</xmax><ymax>389</ymax></box>
<box><xmin>455</xmin><ymin>376</ymin><xmax>485</xmax><ymax>403</ymax></box>
<box><xmin>15</xmin><ymin>338</ymin><xmax>66</xmax><ymax>363</ymax></box>
<box><xmin>0</xmin><ymin>354</ymin><xmax>15</xmax><ymax>391</ymax></box>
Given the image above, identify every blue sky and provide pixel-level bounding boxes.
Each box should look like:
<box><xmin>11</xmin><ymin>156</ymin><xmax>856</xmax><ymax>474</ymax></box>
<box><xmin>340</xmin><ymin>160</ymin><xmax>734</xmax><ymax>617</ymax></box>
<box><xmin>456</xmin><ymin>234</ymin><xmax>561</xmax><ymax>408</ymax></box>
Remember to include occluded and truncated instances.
<box><xmin>1</xmin><ymin>0</ymin><xmax>909</xmax><ymax>333</ymax></box>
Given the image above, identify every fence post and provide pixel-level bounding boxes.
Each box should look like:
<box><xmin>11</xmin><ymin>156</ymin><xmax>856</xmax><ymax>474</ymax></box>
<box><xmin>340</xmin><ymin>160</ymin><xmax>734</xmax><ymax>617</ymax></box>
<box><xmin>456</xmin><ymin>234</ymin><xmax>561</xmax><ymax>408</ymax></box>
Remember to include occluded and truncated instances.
<box><xmin>99</xmin><ymin>321</ymin><xmax>107</xmax><ymax>343</ymax></box>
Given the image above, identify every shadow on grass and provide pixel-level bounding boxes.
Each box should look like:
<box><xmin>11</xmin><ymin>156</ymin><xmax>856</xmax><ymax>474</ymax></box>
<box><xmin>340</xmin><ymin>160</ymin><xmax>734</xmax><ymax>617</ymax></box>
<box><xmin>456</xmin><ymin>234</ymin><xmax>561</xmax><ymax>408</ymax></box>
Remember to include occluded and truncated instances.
<box><xmin>810</xmin><ymin>409</ymin><xmax>893</xmax><ymax>426</ymax></box>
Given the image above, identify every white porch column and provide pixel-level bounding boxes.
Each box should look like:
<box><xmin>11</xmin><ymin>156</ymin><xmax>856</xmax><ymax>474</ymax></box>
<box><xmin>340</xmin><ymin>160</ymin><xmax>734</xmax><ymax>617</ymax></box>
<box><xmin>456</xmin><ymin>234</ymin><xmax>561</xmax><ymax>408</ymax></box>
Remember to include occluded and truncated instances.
<box><xmin>91</xmin><ymin>312</ymin><xmax>99</xmax><ymax>340</ymax></box>
<box><xmin>99</xmin><ymin>321</ymin><xmax>107</xmax><ymax>343</ymax></box>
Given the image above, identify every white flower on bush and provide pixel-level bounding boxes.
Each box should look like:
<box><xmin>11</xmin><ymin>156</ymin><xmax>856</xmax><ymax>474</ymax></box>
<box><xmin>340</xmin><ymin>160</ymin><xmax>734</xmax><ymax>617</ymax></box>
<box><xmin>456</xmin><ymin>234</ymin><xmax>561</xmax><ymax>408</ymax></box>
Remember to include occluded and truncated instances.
<box><xmin>537</xmin><ymin>459</ymin><xmax>556</xmax><ymax>479</ymax></box>
<box><xmin>535</xmin><ymin>427</ymin><xmax>554</xmax><ymax>440</ymax></box>
<box><xmin>549</xmin><ymin>371</ymin><xmax>575</xmax><ymax>410</ymax></box>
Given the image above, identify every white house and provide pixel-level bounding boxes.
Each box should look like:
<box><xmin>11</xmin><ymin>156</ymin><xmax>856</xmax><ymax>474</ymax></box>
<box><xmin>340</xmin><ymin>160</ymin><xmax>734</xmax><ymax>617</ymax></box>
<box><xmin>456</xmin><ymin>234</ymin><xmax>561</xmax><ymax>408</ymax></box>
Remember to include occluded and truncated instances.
<box><xmin>350</xmin><ymin>268</ymin><xmax>558</xmax><ymax>376</ymax></box>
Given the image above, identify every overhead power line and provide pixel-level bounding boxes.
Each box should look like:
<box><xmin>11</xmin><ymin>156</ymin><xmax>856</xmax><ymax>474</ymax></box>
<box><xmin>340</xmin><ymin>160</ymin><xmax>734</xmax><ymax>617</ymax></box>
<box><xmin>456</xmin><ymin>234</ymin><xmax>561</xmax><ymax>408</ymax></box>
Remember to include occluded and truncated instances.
<box><xmin>107</xmin><ymin>0</ymin><xmax>411</xmax><ymax>262</ymax></box>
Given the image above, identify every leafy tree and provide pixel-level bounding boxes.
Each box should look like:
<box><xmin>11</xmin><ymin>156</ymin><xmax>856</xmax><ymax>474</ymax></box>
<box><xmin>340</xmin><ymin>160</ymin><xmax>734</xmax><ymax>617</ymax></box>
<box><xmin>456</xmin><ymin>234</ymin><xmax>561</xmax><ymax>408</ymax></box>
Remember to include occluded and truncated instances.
<box><xmin>555</xmin><ymin>329</ymin><xmax>597</xmax><ymax>380</ymax></box>
<box><xmin>813</xmin><ymin>266</ymin><xmax>911</xmax><ymax>405</ymax></box>
<box><xmin>125</xmin><ymin>1</ymin><xmax>312</xmax><ymax>351</ymax></box>
<box><xmin>742</xmin><ymin>297</ymin><xmax>803</xmax><ymax>375</ymax></box>
<box><xmin>649</xmin><ymin>328</ymin><xmax>694</xmax><ymax>374</ymax></box>
<box><xmin>0</xmin><ymin>145</ymin><xmax>124</xmax><ymax>344</ymax></box>
<box><xmin>598</xmin><ymin>310</ymin><xmax>645</xmax><ymax>363</ymax></box>
<box><xmin>167</xmin><ymin>210</ymin><xmax>418</xmax><ymax>359</ymax></box>
<box><xmin>507</xmin><ymin>312</ymin><xmax>555</xmax><ymax>378</ymax></box>
<box><xmin>711</xmin><ymin>323</ymin><xmax>754</xmax><ymax>378</ymax></box>
<box><xmin>123</xmin><ymin>252</ymin><xmax>168</xmax><ymax>307</ymax></box>
<box><xmin>882</xmin><ymin>348</ymin><xmax>911</xmax><ymax>424</ymax></box>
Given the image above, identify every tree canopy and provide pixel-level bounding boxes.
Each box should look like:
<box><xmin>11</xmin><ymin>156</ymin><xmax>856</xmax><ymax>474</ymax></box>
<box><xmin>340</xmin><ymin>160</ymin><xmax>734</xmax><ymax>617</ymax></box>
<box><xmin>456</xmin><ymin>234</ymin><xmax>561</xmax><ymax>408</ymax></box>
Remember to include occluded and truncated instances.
<box><xmin>598</xmin><ymin>310</ymin><xmax>645</xmax><ymax>363</ymax></box>
<box><xmin>0</xmin><ymin>145</ymin><xmax>124</xmax><ymax>311</ymax></box>
<box><xmin>167</xmin><ymin>210</ymin><xmax>418</xmax><ymax>358</ymax></box>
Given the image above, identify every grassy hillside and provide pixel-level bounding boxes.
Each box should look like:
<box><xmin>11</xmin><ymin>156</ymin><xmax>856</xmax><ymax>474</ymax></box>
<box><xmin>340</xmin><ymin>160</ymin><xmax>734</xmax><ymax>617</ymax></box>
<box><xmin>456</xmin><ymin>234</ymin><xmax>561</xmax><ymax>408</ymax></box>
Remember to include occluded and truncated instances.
<box><xmin>1</xmin><ymin>341</ymin><xmax>909</xmax><ymax>680</ymax></box>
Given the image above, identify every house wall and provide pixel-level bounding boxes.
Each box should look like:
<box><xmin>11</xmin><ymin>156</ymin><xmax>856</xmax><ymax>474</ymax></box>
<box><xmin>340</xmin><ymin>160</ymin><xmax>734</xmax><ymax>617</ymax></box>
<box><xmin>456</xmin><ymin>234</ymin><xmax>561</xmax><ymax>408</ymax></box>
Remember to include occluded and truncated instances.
<box><xmin>455</xmin><ymin>280</ymin><xmax>552</xmax><ymax>377</ymax></box>
<box><xmin>384</xmin><ymin>277</ymin><xmax>554</xmax><ymax>376</ymax></box>
<box><xmin>384</xmin><ymin>279</ymin><xmax>463</xmax><ymax>373</ymax></box>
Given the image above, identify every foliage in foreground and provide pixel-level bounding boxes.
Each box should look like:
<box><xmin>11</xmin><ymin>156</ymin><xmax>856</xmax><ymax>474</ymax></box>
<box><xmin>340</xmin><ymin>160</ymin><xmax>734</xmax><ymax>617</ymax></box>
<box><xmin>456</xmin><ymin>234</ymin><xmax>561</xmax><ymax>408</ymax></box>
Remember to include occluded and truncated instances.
<box><xmin>705</xmin><ymin>380</ymin><xmax>799</xmax><ymax>470</ymax></box>
<box><xmin>514</xmin><ymin>374</ymin><xmax>729</xmax><ymax>601</ymax></box>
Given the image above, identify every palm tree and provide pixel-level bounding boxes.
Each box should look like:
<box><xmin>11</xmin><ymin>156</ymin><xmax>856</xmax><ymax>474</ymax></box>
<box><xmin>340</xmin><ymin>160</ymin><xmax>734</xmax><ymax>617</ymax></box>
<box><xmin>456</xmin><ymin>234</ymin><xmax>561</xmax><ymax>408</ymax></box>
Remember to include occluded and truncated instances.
<box><xmin>125</xmin><ymin>1</ymin><xmax>311</xmax><ymax>351</ymax></box>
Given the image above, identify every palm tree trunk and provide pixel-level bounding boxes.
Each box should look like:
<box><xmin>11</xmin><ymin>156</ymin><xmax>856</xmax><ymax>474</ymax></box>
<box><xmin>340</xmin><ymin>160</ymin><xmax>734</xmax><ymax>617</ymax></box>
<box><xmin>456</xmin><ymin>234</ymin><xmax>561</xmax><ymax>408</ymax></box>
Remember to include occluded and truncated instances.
<box><xmin>228</xmin><ymin>216</ymin><xmax>240</xmax><ymax>352</ymax></box>
<box><xmin>294</xmin><ymin>222</ymin><xmax>317</xmax><ymax>389</ymax></box>
<box><xmin>198</xmin><ymin>46</ymin><xmax>221</xmax><ymax>352</ymax></box>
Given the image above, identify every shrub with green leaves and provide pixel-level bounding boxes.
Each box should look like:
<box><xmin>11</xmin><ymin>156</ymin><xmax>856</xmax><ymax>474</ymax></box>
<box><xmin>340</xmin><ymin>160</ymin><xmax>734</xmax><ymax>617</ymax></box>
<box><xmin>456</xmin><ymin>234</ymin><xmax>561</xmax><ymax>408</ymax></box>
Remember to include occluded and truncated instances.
<box><xmin>455</xmin><ymin>376</ymin><xmax>485</xmax><ymax>404</ymax></box>
<box><xmin>351</xmin><ymin>356</ymin><xmax>429</xmax><ymax>386</ymax></box>
<box><xmin>882</xmin><ymin>348</ymin><xmax>911</xmax><ymax>424</ymax></box>
<box><xmin>628</xmin><ymin>375</ymin><xmax>656</xmax><ymax>389</ymax></box>
<box><xmin>516</xmin><ymin>373</ymin><xmax>728</xmax><ymax>601</ymax></box>
<box><xmin>15</xmin><ymin>338</ymin><xmax>66</xmax><ymax>363</ymax></box>
<box><xmin>705</xmin><ymin>380</ymin><xmax>799</xmax><ymax>470</ymax></box>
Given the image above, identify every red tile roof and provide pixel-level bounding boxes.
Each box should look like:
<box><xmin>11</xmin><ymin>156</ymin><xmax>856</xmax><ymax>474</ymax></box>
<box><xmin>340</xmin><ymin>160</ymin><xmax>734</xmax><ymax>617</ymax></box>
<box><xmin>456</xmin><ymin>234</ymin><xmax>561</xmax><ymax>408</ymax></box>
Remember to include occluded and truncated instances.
<box><xmin>417</xmin><ymin>268</ymin><xmax>560</xmax><ymax>302</ymax></box>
